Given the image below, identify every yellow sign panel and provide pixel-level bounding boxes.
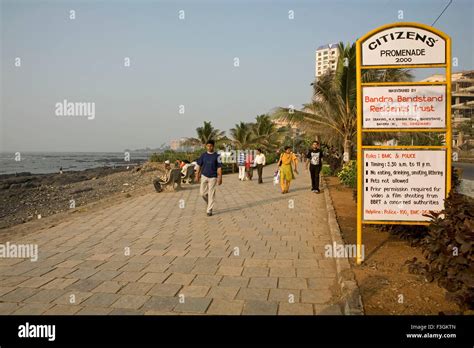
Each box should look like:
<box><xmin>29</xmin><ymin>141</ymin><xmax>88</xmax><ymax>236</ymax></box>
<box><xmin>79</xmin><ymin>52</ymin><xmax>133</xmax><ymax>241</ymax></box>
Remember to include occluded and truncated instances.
<box><xmin>355</xmin><ymin>22</ymin><xmax>452</xmax><ymax>264</ymax></box>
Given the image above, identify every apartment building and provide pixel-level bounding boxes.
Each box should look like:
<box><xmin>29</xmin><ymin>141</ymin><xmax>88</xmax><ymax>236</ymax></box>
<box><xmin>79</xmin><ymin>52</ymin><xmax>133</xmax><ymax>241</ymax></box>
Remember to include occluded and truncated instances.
<box><xmin>421</xmin><ymin>70</ymin><xmax>474</xmax><ymax>148</ymax></box>
<box><xmin>315</xmin><ymin>43</ymin><xmax>340</xmax><ymax>78</ymax></box>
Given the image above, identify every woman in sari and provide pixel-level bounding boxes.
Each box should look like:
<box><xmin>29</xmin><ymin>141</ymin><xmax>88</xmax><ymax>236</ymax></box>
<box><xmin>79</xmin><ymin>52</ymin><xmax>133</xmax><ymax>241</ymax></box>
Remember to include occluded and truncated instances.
<box><xmin>278</xmin><ymin>146</ymin><xmax>298</xmax><ymax>194</ymax></box>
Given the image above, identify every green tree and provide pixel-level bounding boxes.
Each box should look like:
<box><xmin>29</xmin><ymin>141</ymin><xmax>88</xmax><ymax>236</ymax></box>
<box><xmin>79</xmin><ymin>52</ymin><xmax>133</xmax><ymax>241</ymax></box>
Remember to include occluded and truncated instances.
<box><xmin>251</xmin><ymin>114</ymin><xmax>286</xmax><ymax>151</ymax></box>
<box><xmin>398</xmin><ymin>132</ymin><xmax>445</xmax><ymax>146</ymax></box>
<box><xmin>273</xmin><ymin>42</ymin><xmax>413</xmax><ymax>161</ymax></box>
<box><xmin>183</xmin><ymin>121</ymin><xmax>226</xmax><ymax>148</ymax></box>
<box><xmin>229</xmin><ymin>122</ymin><xmax>255</xmax><ymax>149</ymax></box>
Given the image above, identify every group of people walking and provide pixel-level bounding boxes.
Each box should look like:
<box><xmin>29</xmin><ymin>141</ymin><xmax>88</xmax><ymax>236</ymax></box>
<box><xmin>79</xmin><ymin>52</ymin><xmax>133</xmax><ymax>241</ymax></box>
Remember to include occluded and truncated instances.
<box><xmin>277</xmin><ymin>141</ymin><xmax>323</xmax><ymax>194</ymax></box>
<box><xmin>161</xmin><ymin>139</ymin><xmax>325</xmax><ymax>216</ymax></box>
<box><xmin>237</xmin><ymin>148</ymin><xmax>266</xmax><ymax>183</ymax></box>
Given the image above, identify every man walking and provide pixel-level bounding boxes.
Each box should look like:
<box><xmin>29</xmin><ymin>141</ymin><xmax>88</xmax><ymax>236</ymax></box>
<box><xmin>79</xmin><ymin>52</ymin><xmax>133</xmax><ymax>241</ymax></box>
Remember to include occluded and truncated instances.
<box><xmin>237</xmin><ymin>150</ymin><xmax>246</xmax><ymax>181</ymax></box>
<box><xmin>196</xmin><ymin>140</ymin><xmax>222</xmax><ymax>216</ymax></box>
<box><xmin>254</xmin><ymin>148</ymin><xmax>266</xmax><ymax>184</ymax></box>
<box><xmin>306</xmin><ymin>141</ymin><xmax>323</xmax><ymax>193</ymax></box>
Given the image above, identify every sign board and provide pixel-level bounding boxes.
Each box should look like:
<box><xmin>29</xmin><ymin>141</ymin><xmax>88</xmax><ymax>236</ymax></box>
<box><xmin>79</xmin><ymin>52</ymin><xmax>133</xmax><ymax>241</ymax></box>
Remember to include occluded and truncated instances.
<box><xmin>361</xmin><ymin>26</ymin><xmax>446</xmax><ymax>66</ymax></box>
<box><xmin>363</xmin><ymin>150</ymin><xmax>446</xmax><ymax>221</ymax></box>
<box><xmin>355</xmin><ymin>22</ymin><xmax>452</xmax><ymax>264</ymax></box>
<box><xmin>362</xmin><ymin>85</ymin><xmax>446</xmax><ymax>128</ymax></box>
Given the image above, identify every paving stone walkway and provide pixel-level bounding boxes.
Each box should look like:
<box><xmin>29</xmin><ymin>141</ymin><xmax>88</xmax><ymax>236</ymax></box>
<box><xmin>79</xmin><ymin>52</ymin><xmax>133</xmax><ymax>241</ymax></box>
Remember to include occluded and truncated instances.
<box><xmin>0</xmin><ymin>164</ymin><xmax>342</xmax><ymax>315</ymax></box>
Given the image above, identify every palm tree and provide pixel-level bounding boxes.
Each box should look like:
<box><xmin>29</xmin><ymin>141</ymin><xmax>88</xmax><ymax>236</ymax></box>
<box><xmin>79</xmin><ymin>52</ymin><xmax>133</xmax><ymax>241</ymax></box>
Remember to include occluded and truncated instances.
<box><xmin>273</xmin><ymin>41</ymin><xmax>413</xmax><ymax>161</ymax></box>
<box><xmin>251</xmin><ymin>115</ymin><xmax>286</xmax><ymax>151</ymax></box>
<box><xmin>183</xmin><ymin>121</ymin><xmax>226</xmax><ymax>148</ymax></box>
<box><xmin>229</xmin><ymin>122</ymin><xmax>255</xmax><ymax>149</ymax></box>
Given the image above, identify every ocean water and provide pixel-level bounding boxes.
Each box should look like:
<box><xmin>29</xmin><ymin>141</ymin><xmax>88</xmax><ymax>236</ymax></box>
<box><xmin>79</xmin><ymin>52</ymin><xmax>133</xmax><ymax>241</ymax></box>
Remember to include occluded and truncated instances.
<box><xmin>0</xmin><ymin>152</ymin><xmax>151</xmax><ymax>175</ymax></box>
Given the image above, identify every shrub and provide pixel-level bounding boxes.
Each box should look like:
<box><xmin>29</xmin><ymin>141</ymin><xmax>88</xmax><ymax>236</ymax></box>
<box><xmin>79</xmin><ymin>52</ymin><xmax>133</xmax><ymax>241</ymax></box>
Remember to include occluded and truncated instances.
<box><xmin>379</xmin><ymin>224</ymin><xmax>429</xmax><ymax>246</ymax></box>
<box><xmin>452</xmin><ymin>166</ymin><xmax>462</xmax><ymax>191</ymax></box>
<box><xmin>265</xmin><ymin>152</ymin><xmax>279</xmax><ymax>165</ymax></box>
<box><xmin>149</xmin><ymin>153</ymin><xmax>161</xmax><ymax>162</ymax></box>
<box><xmin>327</xmin><ymin>153</ymin><xmax>342</xmax><ymax>174</ymax></box>
<box><xmin>337</xmin><ymin>160</ymin><xmax>357</xmax><ymax>188</ymax></box>
<box><xmin>406</xmin><ymin>193</ymin><xmax>474</xmax><ymax>311</ymax></box>
<box><xmin>149</xmin><ymin>150</ymin><xmax>202</xmax><ymax>164</ymax></box>
<box><xmin>321</xmin><ymin>164</ymin><xmax>332</xmax><ymax>176</ymax></box>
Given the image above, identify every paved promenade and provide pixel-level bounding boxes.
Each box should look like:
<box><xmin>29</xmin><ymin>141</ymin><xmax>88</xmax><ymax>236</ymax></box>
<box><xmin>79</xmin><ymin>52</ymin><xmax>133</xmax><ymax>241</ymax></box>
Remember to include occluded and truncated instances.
<box><xmin>0</xmin><ymin>164</ymin><xmax>342</xmax><ymax>315</ymax></box>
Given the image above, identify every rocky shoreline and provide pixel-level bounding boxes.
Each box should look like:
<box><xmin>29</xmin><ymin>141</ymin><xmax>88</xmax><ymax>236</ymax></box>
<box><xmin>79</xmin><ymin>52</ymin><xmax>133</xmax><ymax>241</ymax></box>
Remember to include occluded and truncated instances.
<box><xmin>0</xmin><ymin>162</ymin><xmax>164</xmax><ymax>229</ymax></box>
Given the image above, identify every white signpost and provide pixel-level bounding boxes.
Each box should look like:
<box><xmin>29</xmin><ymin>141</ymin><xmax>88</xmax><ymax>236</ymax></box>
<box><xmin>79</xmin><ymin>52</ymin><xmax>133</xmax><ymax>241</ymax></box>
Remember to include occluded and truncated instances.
<box><xmin>362</xmin><ymin>85</ymin><xmax>446</xmax><ymax>128</ymax></box>
<box><xmin>361</xmin><ymin>26</ymin><xmax>446</xmax><ymax>66</ymax></box>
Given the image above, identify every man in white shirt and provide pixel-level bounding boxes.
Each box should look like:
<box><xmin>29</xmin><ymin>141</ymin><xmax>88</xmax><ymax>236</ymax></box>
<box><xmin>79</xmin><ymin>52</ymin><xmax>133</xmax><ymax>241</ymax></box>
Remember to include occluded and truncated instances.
<box><xmin>254</xmin><ymin>148</ymin><xmax>266</xmax><ymax>184</ymax></box>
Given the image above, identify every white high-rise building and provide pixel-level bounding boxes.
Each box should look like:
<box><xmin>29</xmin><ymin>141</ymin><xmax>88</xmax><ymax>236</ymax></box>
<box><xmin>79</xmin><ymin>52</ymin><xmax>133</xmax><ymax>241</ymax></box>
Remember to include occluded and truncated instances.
<box><xmin>315</xmin><ymin>43</ymin><xmax>339</xmax><ymax>78</ymax></box>
<box><xmin>170</xmin><ymin>137</ymin><xmax>188</xmax><ymax>151</ymax></box>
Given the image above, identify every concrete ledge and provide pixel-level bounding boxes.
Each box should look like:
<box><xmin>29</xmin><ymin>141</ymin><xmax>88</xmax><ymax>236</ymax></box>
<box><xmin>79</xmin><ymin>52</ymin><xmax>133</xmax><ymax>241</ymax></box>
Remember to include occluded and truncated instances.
<box><xmin>322</xmin><ymin>177</ymin><xmax>365</xmax><ymax>315</ymax></box>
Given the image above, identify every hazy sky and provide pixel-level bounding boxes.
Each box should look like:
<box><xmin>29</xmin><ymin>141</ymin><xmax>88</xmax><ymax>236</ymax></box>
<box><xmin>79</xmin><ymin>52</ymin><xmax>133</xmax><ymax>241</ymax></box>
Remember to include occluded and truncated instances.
<box><xmin>1</xmin><ymin>0</ymin><xmax>473</xmax><ymax>152</ymax></box>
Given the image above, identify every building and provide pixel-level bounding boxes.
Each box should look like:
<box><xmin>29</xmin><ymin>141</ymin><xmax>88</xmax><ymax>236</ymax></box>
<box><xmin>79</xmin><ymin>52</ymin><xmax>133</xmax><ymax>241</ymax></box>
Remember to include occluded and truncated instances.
<box><xmin>169</xmin><ymin>138</ymin><xmax>187</xmax><ymax>151</ymax></box>
<box><xmin>272</xmin><ymin>117</ymin><xmax>299</xmax><ymax>131</ymax></box>
<box><xmin>315</xmin><ymin>43</ymin><xmax>340</xmax><ymax>78</ymax></box>
<box><xmin>452</xmin><ymin>70</ymin><xmax>474</xmax><ymax>149</ymax></box>
<box><xmin>452</xmin><ymin>70</ymin><xmax>474</xmax><ymax>125</ymax></box>
<box><xmin>272</xmin><ymin>117</ymin><xmax>305</xmax><ymax>151</ymax></box>
<box><xmin>420</xmin><ymin>74</ymin><xmax>445</xmax><ymax>82</ymax></box>
<box><xmin>421</xmin><ymin>70</ymin><xmax>474</xmax><ymax>149</ymax></box>
<box><xmin>169</xmin><ymin>139</ymin><xmax>180</xmax><ymax>151</ymax></box>
<box><xmin>420</xmin><ymin>70</ymin><xmax>474</xmax><ymax>122</ymax></box>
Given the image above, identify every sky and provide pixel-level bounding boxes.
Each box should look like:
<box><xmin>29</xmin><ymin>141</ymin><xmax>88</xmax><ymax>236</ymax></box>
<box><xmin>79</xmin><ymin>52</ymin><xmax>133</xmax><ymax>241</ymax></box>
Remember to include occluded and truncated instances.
<box><xmin>1</xmin><ymin>0</ymin><xmax>473</xmax><ymax>152</ymax></box>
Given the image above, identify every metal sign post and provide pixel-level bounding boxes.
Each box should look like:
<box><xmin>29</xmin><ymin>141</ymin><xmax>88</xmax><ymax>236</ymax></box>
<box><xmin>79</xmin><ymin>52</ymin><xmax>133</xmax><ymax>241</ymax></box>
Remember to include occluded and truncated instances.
<box><xmin>356</xmin><ymin>22</ymin><xmax>452</xmax><ymax>265</ymax></box>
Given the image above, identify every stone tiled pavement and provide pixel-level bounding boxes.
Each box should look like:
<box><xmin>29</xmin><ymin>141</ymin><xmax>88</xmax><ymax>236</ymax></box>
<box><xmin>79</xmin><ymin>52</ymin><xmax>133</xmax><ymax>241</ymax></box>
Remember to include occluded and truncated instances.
<box><xmin>0</xmin><ymin>164</ymin><xmax>342</xmax><ymax>315</ymax></box>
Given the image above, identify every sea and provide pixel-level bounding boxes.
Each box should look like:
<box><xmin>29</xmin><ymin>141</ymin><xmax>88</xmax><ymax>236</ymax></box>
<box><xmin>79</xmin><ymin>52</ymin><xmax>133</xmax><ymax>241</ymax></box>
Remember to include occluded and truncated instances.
<box><xmin>0</xmin><ymin>152</ymin><xmax>152</xmax><ymax>175</ymax></box>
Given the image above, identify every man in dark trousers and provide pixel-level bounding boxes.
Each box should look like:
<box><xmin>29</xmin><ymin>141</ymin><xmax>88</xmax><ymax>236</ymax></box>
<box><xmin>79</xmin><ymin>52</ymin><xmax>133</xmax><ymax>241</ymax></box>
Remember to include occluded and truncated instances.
<box><xmin>306</xmin><ymin>141</ymin><xmax>323</xmax><ymax>193</ymax></box>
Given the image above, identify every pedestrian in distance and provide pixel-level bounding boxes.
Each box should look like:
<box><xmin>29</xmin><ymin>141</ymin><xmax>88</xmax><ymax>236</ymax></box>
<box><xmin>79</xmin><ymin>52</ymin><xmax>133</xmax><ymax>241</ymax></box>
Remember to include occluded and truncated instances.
<box><xmin>237</xmin><ymin>150</ymin><xmax>246</xmax><ymax>181</ymax></box>
<box><xmin>245</xmin><ymin>151</ymin><xmax>255</xmax><ymax>181</ymax></box>
<box><xmin>254</xmin><ymin>148</ymin><xmax>266</xmax><ymax>184</ymax></box>
<box><xmin>278</xmin><ymin>146</ymin><xmax>298</xmax><ymax>194</ymax></box>
<box><xmin>306</xmin><ymin>141</ymin><xmax>323</xmax><ymax>193</ymax></box>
